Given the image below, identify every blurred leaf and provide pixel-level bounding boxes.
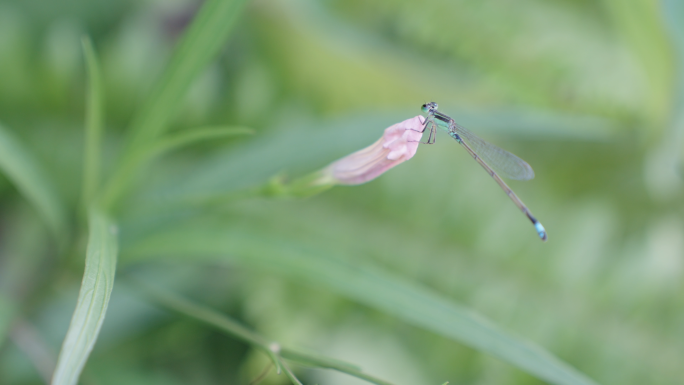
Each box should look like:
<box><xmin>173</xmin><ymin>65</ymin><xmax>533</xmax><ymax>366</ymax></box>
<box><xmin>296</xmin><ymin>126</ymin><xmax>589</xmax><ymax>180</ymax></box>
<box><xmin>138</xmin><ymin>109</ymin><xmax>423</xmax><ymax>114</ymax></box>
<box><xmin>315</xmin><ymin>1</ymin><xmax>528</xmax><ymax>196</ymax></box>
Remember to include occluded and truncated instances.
<box><xmin>124</xmin><ymin>222</ymin><xmax>598</xmax><ymax>385</ymax></box>
<box><xmin>81</xmin><ymin>36</ymin><xmax>104</xmax><ymax>207</ymax></box>
<box><xmin>0</xmin><ymin>122</ymin><xmax>67</xmax><ymax>238</ymax></box>
<box><xmin>103</xmin><ymin>0</ymin><xmax>249</xmax><ymax>208</ymax></box>
<box><xmin>258</xmin><ymin>0</ymin><xmax>643</xmax><ymax>119</ymax></box>
<box><xmin>447</xmin><ymin>109</ymin><xmax>615</xmax><ymax>141</ymax></box>
<box><xmin>661</xmin><ymin>0</ymin><xmax>684</xmax><ymax>161</ymax></box>
<box><xmin>603</xmin><ymin>0</ymin><xmax>673</xmax><ymax>125</ymax></box>
<box><xmin>641</xmin><ymin>0</ymin><xmax>684</xmax><ymax>199</ymax></box>
<box><xmin>0</xmin><ymin>294</ymin><xmax>17</xmax><ymax>345</ymax></box>
<box><xmin>0</xmin><ymin>206</ymin><xmax>53</xmax><ymax>348</ymax></box>
<box><xmin>662</xmin><ymin>0</ymin><xmax>684</xmax><ymax>61</ymax></box>
<box><xmin>126</xmin><ymin>0</ymin><xmax>248</xmax><ymax>147</ymax></box>
<box><xmin>51</xmin><ymin>210</ymin><xmax>118</xmax><ymax>385</ymax></box>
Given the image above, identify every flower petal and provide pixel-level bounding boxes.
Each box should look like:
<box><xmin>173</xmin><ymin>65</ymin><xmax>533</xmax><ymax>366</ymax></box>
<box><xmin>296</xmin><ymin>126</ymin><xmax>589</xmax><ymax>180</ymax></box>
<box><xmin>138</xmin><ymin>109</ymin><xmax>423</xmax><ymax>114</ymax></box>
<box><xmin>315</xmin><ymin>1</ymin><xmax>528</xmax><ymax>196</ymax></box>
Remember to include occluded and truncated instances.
<box><xmin>324</xmin><ymin>116</ymin><xmax>425</xmax><ymax>185</ymax></box>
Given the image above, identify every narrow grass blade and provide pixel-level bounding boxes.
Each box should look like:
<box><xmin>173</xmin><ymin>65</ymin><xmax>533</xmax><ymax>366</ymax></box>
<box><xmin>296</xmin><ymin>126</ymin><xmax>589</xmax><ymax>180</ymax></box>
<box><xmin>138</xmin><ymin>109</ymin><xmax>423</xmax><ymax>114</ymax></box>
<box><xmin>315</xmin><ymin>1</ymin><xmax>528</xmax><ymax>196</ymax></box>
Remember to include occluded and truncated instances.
<box><xmin>80</xmin><ymin>37</ymin><xmax>104</xmax><ymax>206</ymax></box>
<box><xmin>103</xmin><ymin>0</ymin><xmax>249</xmax><ymax>208</ymax></box>
<box><xmin>126</xmin><ymin>0</ymin><xmax>249</xmax><ymax>148</ymax></box>
<box><xmin>51</xmin><ymin>210</ymin><xmax>118</xmax><ymax>385</ymax></box>
<box><xmin>136</xmin><ymin>281</ymin><xmax>271</xmax><ymax>347</ymax></box>
<box><xmin>0</xmin><ymin>122</ymin><xmax>67</xmax><ymax>238</ymax></box>
<box><xmin>280</xmin><ymin>348</ymin><xmax>394</xmax><ymax>385</ymax></box>
<box><xmin>281</xmin><ymin>361</ymin><xmax>303</xmax><ymax>385</ymax></box>
<box><xmin>125</xmin><ymin>226</ymin><xmax>599</xmax><ymax>385</ymax></box>
<box><xmin>107</xmin><ymin>127</ymin><xmax>253</xmax><ymax>199</ymax></box>
<box><xmin>135</xmin><ymin>281</ymin><xmax>284</xmax><ymax>377</ymax></box>
<box><xmin>279</xmin><ymin>349</ymin><xmax>360</xmax><ymax>372</ymax></box>
<box><xmin>147</xmin><ymin>126</ymin><xmax>254</xmax><ymax>159</ymax></box>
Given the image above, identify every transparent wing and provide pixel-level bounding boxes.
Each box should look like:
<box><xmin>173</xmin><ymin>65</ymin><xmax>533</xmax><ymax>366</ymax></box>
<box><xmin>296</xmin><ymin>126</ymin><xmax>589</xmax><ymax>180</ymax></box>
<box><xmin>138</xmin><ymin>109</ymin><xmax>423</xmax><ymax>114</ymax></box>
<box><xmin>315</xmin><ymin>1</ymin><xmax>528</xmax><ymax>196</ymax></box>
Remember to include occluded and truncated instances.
<box><xmin>451</xmin><ymin>122</ymin><xmax>535</xmax><ymax>180</ymax></box>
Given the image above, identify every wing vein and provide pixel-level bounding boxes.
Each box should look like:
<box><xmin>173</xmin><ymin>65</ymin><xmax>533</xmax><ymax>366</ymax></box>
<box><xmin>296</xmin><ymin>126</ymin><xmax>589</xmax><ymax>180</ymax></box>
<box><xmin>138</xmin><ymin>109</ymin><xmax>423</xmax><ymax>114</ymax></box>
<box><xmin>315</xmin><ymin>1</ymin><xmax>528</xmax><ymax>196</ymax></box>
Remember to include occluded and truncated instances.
<box><xmin>451</xmin><ymin>122</ymin><xmax>534</xmax><ymax>180</ymax></box>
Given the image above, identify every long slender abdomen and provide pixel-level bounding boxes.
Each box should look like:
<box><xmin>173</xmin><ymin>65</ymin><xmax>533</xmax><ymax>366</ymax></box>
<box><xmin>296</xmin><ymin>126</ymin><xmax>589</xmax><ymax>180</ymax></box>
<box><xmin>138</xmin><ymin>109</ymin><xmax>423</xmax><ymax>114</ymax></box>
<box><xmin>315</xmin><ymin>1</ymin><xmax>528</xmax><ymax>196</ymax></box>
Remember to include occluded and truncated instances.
<box><xmin>448</xmin><ymin>131</ymin><xmax>462</xmax><ymax>144</ymax></box>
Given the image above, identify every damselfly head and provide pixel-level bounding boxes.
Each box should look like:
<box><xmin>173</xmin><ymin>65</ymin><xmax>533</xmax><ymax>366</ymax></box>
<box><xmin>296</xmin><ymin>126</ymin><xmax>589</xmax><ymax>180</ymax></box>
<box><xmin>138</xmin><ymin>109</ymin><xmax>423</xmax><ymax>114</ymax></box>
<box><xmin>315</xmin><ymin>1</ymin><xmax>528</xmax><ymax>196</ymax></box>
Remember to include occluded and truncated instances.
<box><xmin>421</xmin><ymin>102</ymin><xmax>438</xmax><ymax>113</ymax></box>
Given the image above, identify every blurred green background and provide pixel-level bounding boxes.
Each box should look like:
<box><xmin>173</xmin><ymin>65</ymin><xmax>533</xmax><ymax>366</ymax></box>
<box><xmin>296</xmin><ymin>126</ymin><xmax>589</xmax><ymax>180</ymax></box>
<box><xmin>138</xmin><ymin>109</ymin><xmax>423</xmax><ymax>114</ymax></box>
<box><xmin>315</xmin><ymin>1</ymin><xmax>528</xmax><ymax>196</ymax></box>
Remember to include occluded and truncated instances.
<box><xmin>0</xmin><ymin>0</ymin><xmax>683</xmax><ymax>384</ymax></box>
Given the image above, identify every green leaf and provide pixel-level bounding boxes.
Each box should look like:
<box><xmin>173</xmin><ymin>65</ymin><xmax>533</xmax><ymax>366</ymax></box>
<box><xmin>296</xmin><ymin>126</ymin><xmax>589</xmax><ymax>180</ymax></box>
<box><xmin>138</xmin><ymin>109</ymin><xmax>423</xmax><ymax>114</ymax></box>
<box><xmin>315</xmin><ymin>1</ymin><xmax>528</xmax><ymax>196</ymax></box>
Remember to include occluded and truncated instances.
<box><xmin>0</xmin><ymin>122</ymin><xmax>67</xmax><ymax>238</ymax></box>
<box><xmin>280</xmin><ymin>348</ymin><xmax>393</xmax><ymax>385</ymax></box>
<box><xmin>103</xmin><ymin>0</ymin><xmax>249</xmax><ymax>208</ymax></box>
<box><xmin>51</xmin><ymin>210</ymin><xmax>118</xmax><ymax>385</ymax></box>
<box><xmin>126</xmin><ymin>0</ymin><xmax>249</xmax><ymax>147</ymax></box>
<box><xmin>109</xmin><ymin>127</ymin><xmax>253</xmax><ymax>203</ymax></box>
<box><xmin>147</xmin><ymin>126</ymin><xmax>254</xmax><ymax>158</ymax></box>
<box><xmin>281</xmin><ymin>361</ymin><xmax>303</xmax><ymax>385</ymax></box>
<box><xmin>124</xmin><ymin>223</ymin><xmax>598</xmax><ymax>385</ymax></box>
<box><xmin>81</xmin><ymin>36</ymin><xmax>104</xmax><ymax>207</ymax></box>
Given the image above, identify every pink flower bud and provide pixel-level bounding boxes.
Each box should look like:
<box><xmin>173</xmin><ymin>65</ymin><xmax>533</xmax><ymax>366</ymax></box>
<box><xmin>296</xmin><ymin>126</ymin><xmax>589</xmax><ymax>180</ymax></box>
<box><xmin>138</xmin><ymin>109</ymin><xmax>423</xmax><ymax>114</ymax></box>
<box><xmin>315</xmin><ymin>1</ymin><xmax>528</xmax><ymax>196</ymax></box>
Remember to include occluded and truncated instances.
<box><xmin>324</xmin><ymin>116</ymin><xmax>425</xmax><ymax>185</ymax></box>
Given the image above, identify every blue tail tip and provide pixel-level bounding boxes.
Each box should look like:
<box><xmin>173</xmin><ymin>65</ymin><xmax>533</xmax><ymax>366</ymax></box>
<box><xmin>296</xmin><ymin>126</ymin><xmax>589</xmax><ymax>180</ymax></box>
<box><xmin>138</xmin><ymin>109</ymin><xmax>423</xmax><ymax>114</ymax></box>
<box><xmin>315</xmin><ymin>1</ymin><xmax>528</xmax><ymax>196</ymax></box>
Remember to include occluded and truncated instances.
<box><xmin>534</xmin><ymin>222</ymin><xmax>547</xmax><ymax>242</ymax></box>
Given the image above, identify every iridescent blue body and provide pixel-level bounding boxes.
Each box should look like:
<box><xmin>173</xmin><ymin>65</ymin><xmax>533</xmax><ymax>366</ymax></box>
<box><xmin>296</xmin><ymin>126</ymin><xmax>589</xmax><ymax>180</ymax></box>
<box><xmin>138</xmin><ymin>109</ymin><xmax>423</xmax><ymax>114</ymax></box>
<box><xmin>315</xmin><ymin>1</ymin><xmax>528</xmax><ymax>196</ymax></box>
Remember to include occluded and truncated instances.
<box><xmin>420</xmin><ymin>102</ymin><xmax>547</xmax><ymax>241</ymax></box>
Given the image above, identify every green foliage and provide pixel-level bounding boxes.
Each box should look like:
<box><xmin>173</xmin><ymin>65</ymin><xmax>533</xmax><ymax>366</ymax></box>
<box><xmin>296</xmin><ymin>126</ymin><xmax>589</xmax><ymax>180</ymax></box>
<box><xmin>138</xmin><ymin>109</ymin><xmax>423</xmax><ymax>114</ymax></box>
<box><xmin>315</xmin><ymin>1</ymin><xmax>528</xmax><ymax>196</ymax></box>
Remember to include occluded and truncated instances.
<box><xmin>81</xmin><ymin>36</ymin><xmax>104</xmax><ymax>207</ymax></box>
<box><xmin>125</xmin><ymin>220</ymin><xmax>596</xmax><ymax>385</ymax></box>
<box><xmin>0</xmin><ymin>0</ymin><xmax>683</xmax><ymax>385</ymax></box>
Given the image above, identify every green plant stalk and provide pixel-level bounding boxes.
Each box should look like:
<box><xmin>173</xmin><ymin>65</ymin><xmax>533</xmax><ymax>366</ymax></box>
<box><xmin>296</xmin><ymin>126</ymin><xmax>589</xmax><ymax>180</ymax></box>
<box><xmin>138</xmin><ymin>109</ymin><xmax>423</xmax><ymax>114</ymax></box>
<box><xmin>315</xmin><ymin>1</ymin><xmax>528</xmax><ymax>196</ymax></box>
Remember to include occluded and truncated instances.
<box><xmin>280</xmin><ymin>361</ymin><xmax>304</xmax><ymax>385</ymax></box>
<box><xmin>134</xmin><ymin>282</ymin><xmax>279</xmax><ymax>368</ymax></box>
<box><xmin>147</xmin><ymin>126</ymin><xmax>254</xmax><ymax>159</ymax></box>
<box><xmin>81</xmin><ymin>37</ymin><xmax>104</xmax><ymax>207</ymax></box>
<box><xmin>279</xmin><ymin>349</ymin><xmax>393</xmax><ymax>385</ymax></box>
<box><xmin>260</xmin><ymin>170</ymin><xmax>336</xmax><ymax>198</ymax></box>
<box><xmin>179</xmin><ymin>170</ymin><xmax>336</xmax><ymax>208</ymax></box>
<box><xmin>279</xmin><ymin>348</ymin><xmax>360</xmax><ymax>373</ymax></box>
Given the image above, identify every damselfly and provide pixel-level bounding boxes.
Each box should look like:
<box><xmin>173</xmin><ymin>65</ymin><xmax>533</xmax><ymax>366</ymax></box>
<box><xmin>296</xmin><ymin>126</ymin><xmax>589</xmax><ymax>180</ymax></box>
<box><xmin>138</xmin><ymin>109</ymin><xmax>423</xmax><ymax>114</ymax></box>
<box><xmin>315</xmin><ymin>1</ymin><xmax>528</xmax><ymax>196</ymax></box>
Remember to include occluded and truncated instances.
<box><xmin>420</xmin><ymin>102</ymin><xmax>547</xmax><ymax>241</ymax></box>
